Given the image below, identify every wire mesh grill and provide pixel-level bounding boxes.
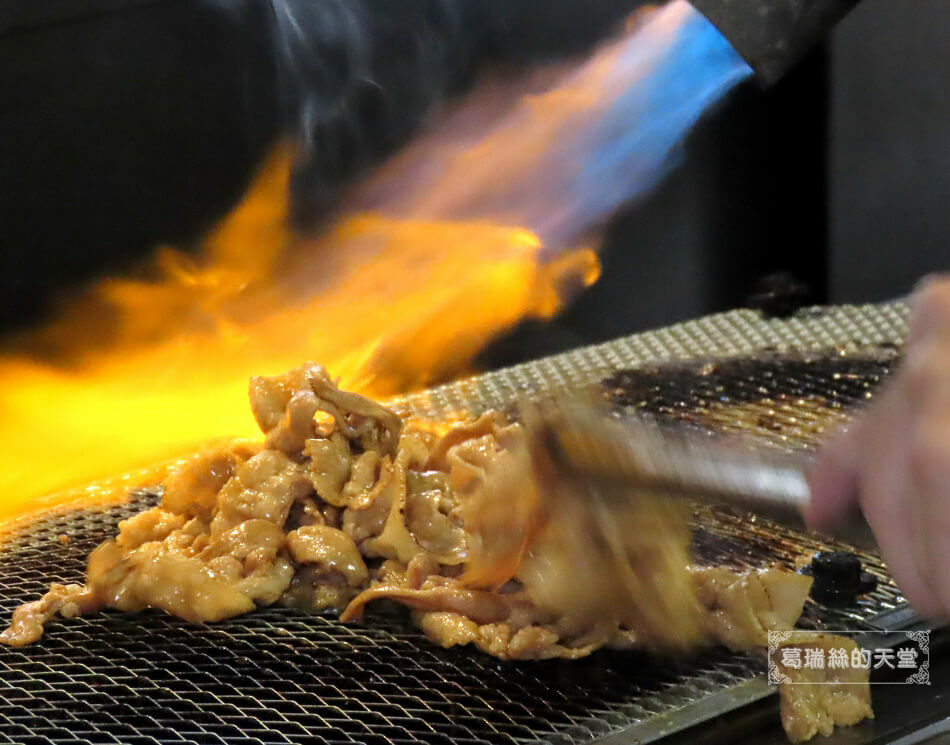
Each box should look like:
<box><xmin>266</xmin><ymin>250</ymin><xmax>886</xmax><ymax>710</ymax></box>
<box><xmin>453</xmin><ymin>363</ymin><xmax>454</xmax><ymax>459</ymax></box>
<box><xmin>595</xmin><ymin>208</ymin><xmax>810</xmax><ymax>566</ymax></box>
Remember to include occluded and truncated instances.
<box><xmin>603</xmin><ymin>351</ymin><xmax>906</xmax><ymax>631</ymax></box>
<box><xmin>0</xmin><ymin>304</ymin><xmax>911</xmax><ymax>745</ymax></box>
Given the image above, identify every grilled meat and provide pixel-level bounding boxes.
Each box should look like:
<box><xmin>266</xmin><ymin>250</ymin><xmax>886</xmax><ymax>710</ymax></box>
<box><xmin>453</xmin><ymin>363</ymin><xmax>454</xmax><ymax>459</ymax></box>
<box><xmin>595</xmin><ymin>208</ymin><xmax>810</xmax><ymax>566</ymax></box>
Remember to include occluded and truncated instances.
<box><xmin>776</xmin><ymin>633</ymin><xmax>874</xmax><ymax>742</ymax></box>
<box><xmin>1</xmin><ymin>362</ymin><xmax>872</xmax><ymax>741</ymax></box>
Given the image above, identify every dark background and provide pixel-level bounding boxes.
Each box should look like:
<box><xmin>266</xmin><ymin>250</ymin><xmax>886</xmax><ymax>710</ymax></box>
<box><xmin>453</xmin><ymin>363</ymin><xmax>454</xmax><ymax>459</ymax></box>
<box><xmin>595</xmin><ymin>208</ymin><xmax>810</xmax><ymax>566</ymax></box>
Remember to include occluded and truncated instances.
<box><xmin>829</xmin><ymin>0</ymin><xmax>950</xmax><ymax>303</ymax></box>
<box><xmin>0</xmin><ymin>0</ymin><xmax>946</xmax><ymax>354</ymax></box>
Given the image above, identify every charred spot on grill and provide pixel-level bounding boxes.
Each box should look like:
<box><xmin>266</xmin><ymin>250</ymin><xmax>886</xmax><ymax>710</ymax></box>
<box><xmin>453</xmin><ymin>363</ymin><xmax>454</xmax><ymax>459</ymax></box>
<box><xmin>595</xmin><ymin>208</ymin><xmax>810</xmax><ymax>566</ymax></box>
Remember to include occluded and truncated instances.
<box><xmin>601</xmin><ymin>352</ymin><xmax>898</xmax><ymax>445</ymax></box>
<box><xmin>690</xmin><ymin>525</ymin><xmax>756</xmax><ymax>568</ymax></box>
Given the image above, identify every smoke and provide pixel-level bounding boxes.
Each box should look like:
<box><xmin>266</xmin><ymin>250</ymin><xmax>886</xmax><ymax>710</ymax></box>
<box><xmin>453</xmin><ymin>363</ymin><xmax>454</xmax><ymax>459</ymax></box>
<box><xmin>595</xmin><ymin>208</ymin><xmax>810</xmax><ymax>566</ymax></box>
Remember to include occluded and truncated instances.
<box><xmin>274</xmin><ymin>1</ymin><xmax>752</xmax><ymax>258</ymax></box>
<box><xmin>267</xmin><ymin>0</ymin><xmax>649</xmax><ymax>218</ymax></box>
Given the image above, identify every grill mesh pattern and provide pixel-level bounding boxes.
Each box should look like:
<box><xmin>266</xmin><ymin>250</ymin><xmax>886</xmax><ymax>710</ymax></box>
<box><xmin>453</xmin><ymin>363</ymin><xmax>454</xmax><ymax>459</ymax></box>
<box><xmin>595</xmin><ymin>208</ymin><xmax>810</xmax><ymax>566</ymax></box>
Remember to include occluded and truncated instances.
<box><xmin>0</xmin><ymin>304</ymin><xmax>910</xmax><ymax>745</ymax></box>
<box><xmin>0</xmin><ymin>501</ymin><xmax>768</xmax><ymax>745</ymax></box>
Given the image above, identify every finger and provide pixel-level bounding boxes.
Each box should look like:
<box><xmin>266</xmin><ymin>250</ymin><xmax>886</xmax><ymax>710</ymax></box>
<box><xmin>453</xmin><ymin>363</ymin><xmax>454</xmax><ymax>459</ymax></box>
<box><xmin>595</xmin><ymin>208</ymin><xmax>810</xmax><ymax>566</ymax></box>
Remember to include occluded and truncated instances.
<box><xmin>856</xmin><ymin>383</ymin><xmax>947</xmax><ymax>619</ymax></box>
<box><xmin>901</xmin><ymin>332</ymin><xmax>950</xmax><ymax>423</ymax></box>
<box><xmin>904</xmin><ymin>411</ymin><xmax>950</xmax><ymax>619</ymax></box>
<box><xmin>804</xmin><ymin>420</ymin><xmax>863</xmax><ymax>532</ymax></box>
<box><xmin>856</xmin><ymin>325</ymin><xmax>950</xmax><ymax>619</ymax></box>
<box><xmin>907</xmin><ymin>273</ymin><xmax>950</xmax><ymax>348</ymax></box>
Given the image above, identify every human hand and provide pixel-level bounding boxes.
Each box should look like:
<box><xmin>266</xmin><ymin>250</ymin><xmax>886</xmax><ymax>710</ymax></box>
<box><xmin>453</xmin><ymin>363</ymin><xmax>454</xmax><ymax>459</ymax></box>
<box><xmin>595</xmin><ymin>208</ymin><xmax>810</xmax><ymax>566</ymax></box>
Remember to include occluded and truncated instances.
<box><xmin>805</xmin><ymin>274</ymin><xmax>950</xmax><ymax>619</ymax></box>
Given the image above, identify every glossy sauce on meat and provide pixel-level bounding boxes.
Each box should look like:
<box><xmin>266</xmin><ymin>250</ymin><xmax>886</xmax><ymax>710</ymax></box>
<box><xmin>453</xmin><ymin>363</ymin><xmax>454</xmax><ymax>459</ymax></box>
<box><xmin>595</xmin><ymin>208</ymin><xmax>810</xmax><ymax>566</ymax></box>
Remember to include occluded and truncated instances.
<box><xmin>1</xmin><ymin>362</ymin><xmax>872</xmax><ymax>742</ymax></box>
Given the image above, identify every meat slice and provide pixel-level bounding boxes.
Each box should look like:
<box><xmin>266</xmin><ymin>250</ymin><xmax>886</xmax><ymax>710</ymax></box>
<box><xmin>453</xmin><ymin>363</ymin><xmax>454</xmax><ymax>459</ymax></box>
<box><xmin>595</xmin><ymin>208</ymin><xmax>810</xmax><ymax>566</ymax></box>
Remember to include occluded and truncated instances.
<box><xmin>0</xmin><ymin>583</ymin><xmax>98</xmax><ymax>647</ymax></box>
<box><xmin>692</xmin><ymin>567</ymin><xmax>813</xmax><ymax>651</ymax></box>
<box><xmin>342</xmin><ymin>576</ymin><xmax>511</xmax><ymax>625</ymax></box>
<box><xmin>161</xmin><ymin>440</ymin><xmax>261</xmax><ymax>520</ymax></box>
<box><xmin>209</xmin><ymin>451</ymin><xmax>311</xmax><ymax>535</ymax></box>
<box><xmin>416</xmin><ymin>611</ymin><xmax>600</xmax><ymax>661</ymax></box>
<box><xmin>250</xmin><ymin>363</ymin><xmax>401</xmax><ymax>456</ymax></box>
<box><xmin>776</xmin><ymin>633</ymin><xmax>874</xmax><ymax>742</ymax></box>
<box><xmin>282</xmin><ymin>524</ymin><xmax>370</xmax><ymax>611</ymax></box>
<box><xmin>286</xmin><ymin>525</ymin><xmax>368</xmax><ymax>587</ymax></box>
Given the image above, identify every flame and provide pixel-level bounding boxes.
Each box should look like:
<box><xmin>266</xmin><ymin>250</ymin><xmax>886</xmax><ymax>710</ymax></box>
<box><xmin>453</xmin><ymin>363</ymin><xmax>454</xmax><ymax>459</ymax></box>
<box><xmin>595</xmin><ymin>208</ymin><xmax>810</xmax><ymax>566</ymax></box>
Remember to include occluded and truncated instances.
<box><xmin>0</xmin><ymin>148</ymin><xmax>597</xmax><ymax>521</ymax></box>
<box><xmin>0</xmin><ymin>0</ymin><xmax>749</xmax><ymax>522</ymax></box>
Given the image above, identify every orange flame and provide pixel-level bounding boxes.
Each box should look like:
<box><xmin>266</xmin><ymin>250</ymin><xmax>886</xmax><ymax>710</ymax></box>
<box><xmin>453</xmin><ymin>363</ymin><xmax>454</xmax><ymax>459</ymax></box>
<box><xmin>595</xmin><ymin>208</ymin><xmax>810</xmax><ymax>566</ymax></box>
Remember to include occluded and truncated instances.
<box><xmin>0</xmin><ymin>3</ymin><xmax>721</xmax><ymax>522</ymax></box>
<box><xmin>0</xmin><ymin>145</ymin><xmax>598</xmax><ymax>521</ymax></box>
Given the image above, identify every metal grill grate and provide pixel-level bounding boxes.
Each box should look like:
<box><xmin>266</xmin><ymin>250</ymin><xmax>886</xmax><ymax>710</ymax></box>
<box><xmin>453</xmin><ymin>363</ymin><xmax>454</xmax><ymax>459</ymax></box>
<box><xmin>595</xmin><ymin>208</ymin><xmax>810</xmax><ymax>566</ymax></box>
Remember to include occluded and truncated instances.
<box><xmin>0</xmin><ymin>304</ymin><xmax>911</xmax><ymax>745</ymax></box>
<box><xmin>602</xmin><ymin>352</ymin><xmax>906</xmax><ymax>631</ymax></box>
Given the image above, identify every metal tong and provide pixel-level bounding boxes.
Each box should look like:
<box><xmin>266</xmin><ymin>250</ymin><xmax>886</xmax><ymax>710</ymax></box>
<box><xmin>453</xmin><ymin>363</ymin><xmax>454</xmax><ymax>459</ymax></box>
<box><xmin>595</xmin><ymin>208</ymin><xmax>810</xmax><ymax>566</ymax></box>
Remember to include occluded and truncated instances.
<box><xmin>523</xmin><ymin>397</ymin><xmax>877</xmax><ymax>549</ymax></box>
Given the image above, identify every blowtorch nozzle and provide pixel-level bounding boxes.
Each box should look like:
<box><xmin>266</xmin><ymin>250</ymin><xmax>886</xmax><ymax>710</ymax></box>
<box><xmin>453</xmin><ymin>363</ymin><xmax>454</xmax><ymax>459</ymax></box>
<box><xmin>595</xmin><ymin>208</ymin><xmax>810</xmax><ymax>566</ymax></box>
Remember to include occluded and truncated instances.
<box><xmin>689</xmin><ymin>0</ymin><xmax>863</xmax><ymax>85</ymax></box>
